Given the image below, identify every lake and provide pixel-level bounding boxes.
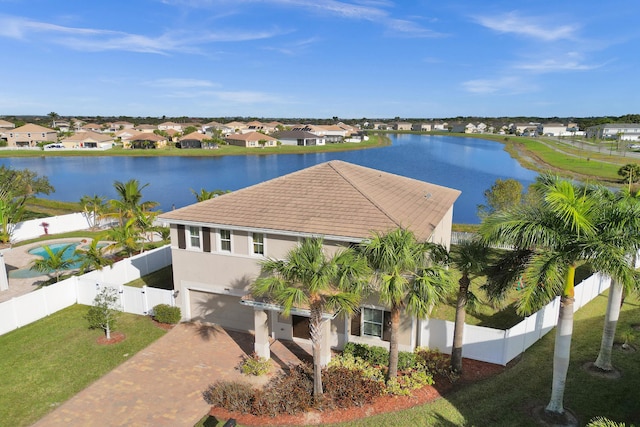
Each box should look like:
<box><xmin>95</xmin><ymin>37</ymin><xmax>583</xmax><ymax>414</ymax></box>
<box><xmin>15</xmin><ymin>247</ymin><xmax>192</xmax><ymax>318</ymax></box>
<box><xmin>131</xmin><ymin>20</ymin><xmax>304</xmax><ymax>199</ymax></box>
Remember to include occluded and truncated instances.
<box><xmin>0</xmin><ymin>134</ymin><xmax>538</xmax><ymax>224</ymax></box>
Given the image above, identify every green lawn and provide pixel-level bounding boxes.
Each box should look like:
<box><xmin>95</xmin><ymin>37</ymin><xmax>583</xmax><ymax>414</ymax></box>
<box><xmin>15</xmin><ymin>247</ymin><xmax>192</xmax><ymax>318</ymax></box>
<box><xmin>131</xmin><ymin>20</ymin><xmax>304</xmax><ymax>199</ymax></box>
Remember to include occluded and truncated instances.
<box><xmin>0</xmin><ymin>305</ymin><xmax>166</xmax><ymax>427</ymax></box>
<box><xmin>123</xmin><ymin>265</ymin><xmax>173</xmax><ymax>289</ymax></box>
<box><xmin>197</xmin><ymin>292</ymin><xmax>640</xmax><ymax>426</ymax></box>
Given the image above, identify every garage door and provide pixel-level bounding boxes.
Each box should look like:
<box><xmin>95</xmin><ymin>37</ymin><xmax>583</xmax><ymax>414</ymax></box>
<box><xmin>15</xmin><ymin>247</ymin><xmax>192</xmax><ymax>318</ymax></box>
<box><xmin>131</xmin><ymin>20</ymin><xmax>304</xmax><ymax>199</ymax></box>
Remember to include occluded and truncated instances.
<box><xmin>189</xmin><ymin>290</ymin><xmax>255</xmax><ymax>332</ymax></box>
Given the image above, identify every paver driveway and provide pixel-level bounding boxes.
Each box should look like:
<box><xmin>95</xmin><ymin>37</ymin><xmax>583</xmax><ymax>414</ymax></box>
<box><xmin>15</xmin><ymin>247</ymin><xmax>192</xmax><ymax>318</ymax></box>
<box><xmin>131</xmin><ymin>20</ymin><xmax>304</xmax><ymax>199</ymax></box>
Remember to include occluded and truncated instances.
<box><xmin>32</xmin><ymin>322</ymin><xmax>309</xmax><ymax>427</ymax></box>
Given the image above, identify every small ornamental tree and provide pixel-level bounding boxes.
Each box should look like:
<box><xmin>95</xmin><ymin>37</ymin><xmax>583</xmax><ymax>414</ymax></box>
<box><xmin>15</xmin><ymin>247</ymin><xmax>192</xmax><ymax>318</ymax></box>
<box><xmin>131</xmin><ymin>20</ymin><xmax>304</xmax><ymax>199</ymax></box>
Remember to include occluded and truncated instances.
<box><xmin>86</xmin><ymin>287</ymin><xmax>121</xmax><ymax>340</ymax></box>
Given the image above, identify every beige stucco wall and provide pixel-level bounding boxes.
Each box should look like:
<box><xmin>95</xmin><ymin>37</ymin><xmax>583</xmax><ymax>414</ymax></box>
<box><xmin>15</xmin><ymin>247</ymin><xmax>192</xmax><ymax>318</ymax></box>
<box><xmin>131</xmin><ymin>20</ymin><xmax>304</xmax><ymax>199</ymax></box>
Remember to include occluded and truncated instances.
<box><xmin>429</xmin><ymin>205</ymin><xmax>454</xmax><ymax>250</ymax></box>
<box><xmin>7</xmin><ymin>130</ymin><xmax>57</xmax><ymax>147</ymax></box>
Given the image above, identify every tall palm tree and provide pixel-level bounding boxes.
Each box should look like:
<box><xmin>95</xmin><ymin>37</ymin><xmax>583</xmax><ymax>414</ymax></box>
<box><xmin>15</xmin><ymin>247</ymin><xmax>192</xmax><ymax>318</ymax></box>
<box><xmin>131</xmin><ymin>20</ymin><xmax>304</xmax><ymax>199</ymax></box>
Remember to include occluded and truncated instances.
<box><xmin>110</xmin><ymin>179</ymin><xmax>158</xmax><ymax>225</ymax></box>
<box><xmin>478</xmin><ymin>174</ymin><xmax>637</xmax><ymax>419</ymax></box>
<box><xmin>360</xmin><ymin>228</ymin><xmax>453</xmax><ymax>381</ymax></box>
<box><xmin>251</xmin><ymin>237</ymin><xmax>370</xmax><ymax>400</ymax></box>
<box><xmin>30</xmin><ymin>244</ymin><xmax>78</xmax><ymax>283</ymax></box>
<box><xmin>591</xmin><ymin>187</ymin><xmax>640</xmax><ymax>372</ymax></box>
<box><xmin>448</xmin><ymin>239</ymin><xmax>488</xmax><ymax>373</ymax></box>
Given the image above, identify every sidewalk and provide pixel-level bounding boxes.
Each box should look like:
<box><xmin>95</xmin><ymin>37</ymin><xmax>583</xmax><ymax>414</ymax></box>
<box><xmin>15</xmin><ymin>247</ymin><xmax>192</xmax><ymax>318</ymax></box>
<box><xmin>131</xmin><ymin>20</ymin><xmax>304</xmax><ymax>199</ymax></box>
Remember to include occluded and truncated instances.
<box><xmin>32</xmin><ymin>323</ymin><xmax>309</xmax><ymax>427</ymax></box>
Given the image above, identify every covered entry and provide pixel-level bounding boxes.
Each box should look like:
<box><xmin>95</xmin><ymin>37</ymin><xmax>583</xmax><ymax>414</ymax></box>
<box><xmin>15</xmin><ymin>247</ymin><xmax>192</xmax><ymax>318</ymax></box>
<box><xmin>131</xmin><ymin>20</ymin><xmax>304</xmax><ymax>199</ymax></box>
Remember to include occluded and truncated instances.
<box><xmin>188</xmin><ymin>290</ymin><xmax>255</xmax><ymax>331</ymax></box>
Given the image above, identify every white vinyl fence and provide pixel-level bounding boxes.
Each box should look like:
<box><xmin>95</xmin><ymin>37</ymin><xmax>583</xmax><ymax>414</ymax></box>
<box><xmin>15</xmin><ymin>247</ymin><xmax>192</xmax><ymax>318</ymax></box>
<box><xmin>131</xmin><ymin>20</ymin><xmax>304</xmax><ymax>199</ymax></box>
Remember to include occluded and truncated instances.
<box><xmin>0</xmin><ymin>245</ymin><xmax>173</xmax><ymax>336</ymax></box>
<box><xmin>10</xmin><ymin>212</ymin><xmax>114</xmax><ymax>243</ymax></box>
<box><xmin>419</xmin><ymin>272</ymin><xmax>611</xmax><ymax>365</ymax></box>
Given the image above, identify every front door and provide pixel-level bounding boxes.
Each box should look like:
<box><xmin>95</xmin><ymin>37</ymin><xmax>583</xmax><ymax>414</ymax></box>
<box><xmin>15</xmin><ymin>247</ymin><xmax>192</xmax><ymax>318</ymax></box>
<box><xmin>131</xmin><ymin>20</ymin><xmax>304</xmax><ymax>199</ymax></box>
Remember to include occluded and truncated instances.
<box><xmin>292</xmin><ymin>315</ymin><xmax>310</xmax><ymax>339</ymax></box>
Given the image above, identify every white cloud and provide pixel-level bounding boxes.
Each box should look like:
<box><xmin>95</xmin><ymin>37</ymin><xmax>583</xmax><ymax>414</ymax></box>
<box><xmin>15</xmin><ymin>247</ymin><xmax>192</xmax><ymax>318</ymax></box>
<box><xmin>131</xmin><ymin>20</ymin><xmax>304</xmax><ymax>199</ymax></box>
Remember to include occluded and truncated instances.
<box><xmin>515</xmin><ymin>59</ymin><xmax>601</xmax><ymax>72</ymax></box>
<box><xmin>0</xmin><ymin>14</ymin><xmax>285</xmax><ymax>54</ymax></box>
<box><xmin>474</xmin><ymin>12</ymin><xmax>578</xmax><ymax>41</ymax></box>
<box><xmin>462</xmin><ymin>76</ymin><xmax>534</xmax><ymax>95</ymax></box>
<box><xmin>145</xmin><ymin>78</ymin><xmax>219</xmax><ymax>88</ymax></box>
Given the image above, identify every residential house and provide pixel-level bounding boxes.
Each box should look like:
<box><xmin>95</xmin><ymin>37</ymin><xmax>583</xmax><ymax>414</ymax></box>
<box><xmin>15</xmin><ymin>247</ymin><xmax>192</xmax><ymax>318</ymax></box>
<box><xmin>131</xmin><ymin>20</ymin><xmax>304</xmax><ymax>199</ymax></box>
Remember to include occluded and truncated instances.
<box><xmin>450</xmin><ymin>123</ymin><xmax>466</xmax><ymax>133</ymax></box>
<box><xmin>157</xmin><ymin>122</ymin><xmax>183</xmax><ymax>132</ymax></box>
<box><xmin>6</xmin><ymin>124</ymin><xmax>57</xmax><ymax>147</ymax></box>
<box><xmin>510</xmin><ymin>123</ymin><xmax>539</xmax><ymax>136</ymax></box>
<box><xmin>135</xmin><ymin>124</ymin><xmax>158</xmax><ymax>133</ymax></box>
<box><xmin>178</xmin><ymin>131</ymin><xmax>210</xmax><ymax>149</ymax></box>
<box><xmin>0</xmin><ymin>119</ymin><xmax>15</xmax><ymax>130</ymax></box>
<box><xmin>538</xmin><ymin>123</ymin><xmax>568</xmax><ymax>136</ymax></box>
<box><xmin>108</xmin><ymin>121</ymin><xmax>135</xmax><ymax>132</ymax></box>
<box><xmin>125</xmin><ymin>132</ymin><xmax>168</xmax><ymax>149</ymax></box>
<box><xmin>225</xmin><ymin>121</ymin><xmax>247</xmax><ymax>132</ymax></box>
<box><xmin>316</xmin><ymin>125</ymin><xmax>348</xmax><ymax>143</ymax></box>
<box><xmin>271</xmin><ymin>130</ymin><xmax>325</xmax><ymax>146</ymax></box>
<box><xmin>81</xmin><ymin>123</ymin><xmax>102</xmax><ymax>132</ymax></box>
<box><xmin>60</xmin><ymin>131</ymin><xmax>114</xmax><ymax>149</ymax></box>
<box><xmin>585</xmin><ymin>124</ymin><xmax>640</xmax><ymax>141</ymax></box>
<box><xmin>432</xmin><ymin>122</ymin><xmax>448</xmax><ymax>131</ymax></box>
<box><xmin>372</xmin><ymin>122</ymin><xmax>388</xmax><ymax>130</ymax></box>
<box><xmin>159</xmin><ymin>161</ymin><xmax>460</xmax><ymax>365</ymax></box>
<box><xmin>412</xmin><ymin>123</ymin><xmax>432</xmax><ymax>132</ymax></box>
<box><xmin>392</xmin><ymin>122</ymin><xmax>412</xmax><ymax>131</ymax></box>
<box><xmin>225</xmin><ymin>132</ymin><xmax>278</xmax><ymax>148</ymax></box>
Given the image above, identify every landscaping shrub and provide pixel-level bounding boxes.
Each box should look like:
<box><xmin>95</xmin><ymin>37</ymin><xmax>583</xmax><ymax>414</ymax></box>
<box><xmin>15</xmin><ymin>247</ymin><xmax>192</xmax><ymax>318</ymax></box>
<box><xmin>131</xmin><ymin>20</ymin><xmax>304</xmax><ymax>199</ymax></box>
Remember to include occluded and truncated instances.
<box><xmin>239</xmin><ymin>353</ymin><xmax>271</xmax><ymax>376</ymax></box>
<box><xmin>343</xmin><ymin>342</ymin><xmax>388</xmax><ymax>366</ymax></box>
<box><xmin>385</xmin><ymin>369</ymin><xmax>434</xmax><ymax>396</ymax></box>
<box><xmin>397</xmin><ymin>351</ymin><xmax>417</xmax><ymax>371</ymax></box>
<box><xmin>327</xmin><ymin>353</ymin><xmax>384</xmax><ymax>383</ymax></box>
<box><xmin>152</xmin><ymin>304</ymin><xmax>181</xmax><ymax>324</ymax></box>
<box><xmin>322</xmin><ymin>366</ymin><xmax>384</xmax><ymax>408</ymax></box>
<box><xmin>252</xmin><ymin>364</ymin><xmax>314</xmax><ymax>416</ymax></box>
<box><xmin>415</xmin><ymin>347</ymin><xmax>459</xmax><ymax>382</ymax></box>
<box><xmin>202</xmin><ymin>381</ymin><xmax>255</xmax><ymax>414</ymax></box>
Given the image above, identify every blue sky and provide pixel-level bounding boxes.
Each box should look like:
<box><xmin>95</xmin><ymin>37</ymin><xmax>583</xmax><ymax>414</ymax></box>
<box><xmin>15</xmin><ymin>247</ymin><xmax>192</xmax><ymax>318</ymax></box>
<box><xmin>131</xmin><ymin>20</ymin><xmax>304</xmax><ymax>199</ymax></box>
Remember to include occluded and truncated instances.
<box><xmin>0</xmin><ymin>0</ymin><xmax>638</xmax><ymax>119</ymax></box>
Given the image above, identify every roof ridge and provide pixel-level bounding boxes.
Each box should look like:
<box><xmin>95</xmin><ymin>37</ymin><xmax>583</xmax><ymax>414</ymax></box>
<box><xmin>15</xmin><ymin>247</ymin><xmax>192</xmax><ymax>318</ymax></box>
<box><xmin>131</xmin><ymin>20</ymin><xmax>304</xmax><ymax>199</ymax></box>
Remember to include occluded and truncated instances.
<box><xmin>328</xmin><ymin>161</ymin><xmax>403</xmax><ymax>229</ymax></box>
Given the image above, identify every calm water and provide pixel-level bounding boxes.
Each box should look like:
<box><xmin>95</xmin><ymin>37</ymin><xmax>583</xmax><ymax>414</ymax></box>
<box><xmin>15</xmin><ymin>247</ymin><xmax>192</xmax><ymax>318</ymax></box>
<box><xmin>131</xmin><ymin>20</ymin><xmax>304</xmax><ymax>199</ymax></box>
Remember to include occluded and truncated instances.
<box><xmin>0</xmin><ymin>134</ymin><xmax>538</xmax><ymax>224</ymax></box>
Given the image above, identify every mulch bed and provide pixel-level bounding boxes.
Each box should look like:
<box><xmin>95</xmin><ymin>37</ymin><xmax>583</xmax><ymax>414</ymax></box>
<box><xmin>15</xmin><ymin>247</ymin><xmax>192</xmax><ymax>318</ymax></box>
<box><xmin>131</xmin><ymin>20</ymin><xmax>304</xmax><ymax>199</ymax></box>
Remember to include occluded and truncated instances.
<box><xmin>96</xmin><ymin>332</ymin><xmax>126</xmax><ymax>345</ymax></box>
<box><xmin>208</xmin><ymin>358</ymin><xmax>506</xmax><ymax>426</ymax></box>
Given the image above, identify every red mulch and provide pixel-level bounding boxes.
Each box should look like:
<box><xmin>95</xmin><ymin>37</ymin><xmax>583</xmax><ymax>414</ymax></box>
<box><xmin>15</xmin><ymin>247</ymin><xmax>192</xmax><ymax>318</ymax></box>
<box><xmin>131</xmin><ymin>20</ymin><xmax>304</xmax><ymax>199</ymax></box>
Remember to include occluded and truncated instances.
<box><xmin>152</xmin><ymin>319</ymin><xmax>176</xmax><ymax>331</ymax></box>
<box><xmin>208</xmin><ymin>358</ymin><xmax>506</xmax><ymax>426</ymax></box>
<box><xmin>96</xmin><ymin>332</ymin><xmax>126</xmax><ymax>345</ymax></box>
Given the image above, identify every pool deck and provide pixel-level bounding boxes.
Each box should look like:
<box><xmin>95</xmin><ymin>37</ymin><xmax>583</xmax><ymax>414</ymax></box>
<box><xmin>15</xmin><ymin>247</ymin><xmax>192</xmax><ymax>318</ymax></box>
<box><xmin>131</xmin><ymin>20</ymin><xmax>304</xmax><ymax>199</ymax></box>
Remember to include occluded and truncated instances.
<box><xmin>0</xmin><ymin>238</ymin><xmax>92</xmax><ymax>304</ymax></box>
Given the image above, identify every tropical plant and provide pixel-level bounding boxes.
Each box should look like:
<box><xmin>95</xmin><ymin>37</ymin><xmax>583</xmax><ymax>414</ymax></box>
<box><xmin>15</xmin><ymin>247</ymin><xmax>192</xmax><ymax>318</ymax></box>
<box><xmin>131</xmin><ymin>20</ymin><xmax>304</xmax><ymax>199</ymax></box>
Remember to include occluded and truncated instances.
<box><xmin>251</xmin><ymin>237</ymin><xmax>370</xmax><ymax>400</ymax></box>
<box><xmin>592</xmin><ymin>187</ymin><xmax>640</xmax><ymax>371</ymax></box>
<box><xmin>109</xmin><ymin>179</ymin><xmax>158</xmax><ymax>225</ymax></box>
<box><xmin>190</xmin><ymin>188</ymin><xmax>230</xmax><ymax>202</ymax></box>
<box><xmin>30</xmin><ymin>244</ymin><xmax>78</xmax><ymax>283</ymax></box>
<box><xmin>80</xmin><ymin>194</ymin><xmax>107</xmax><ymax>230</ymax></box>
<box><xmin>0</xmin><ymin>188</ymin><xmax>24</xmax><ymax>244</ymax></box>
<box><xmin>617</xmin><ymin>163</ymin><xmax>640</xmax><ymax>189</ymax></box>
<box><xmin>75</xmin><ymin>238</ymin><xmax>113</xmax><ymax>274</ymax></box>
<box><xmin>86</xmin><ymin>287</ymin><xmax>121</xmax><ymax>339</ymax></box>
<box><xmin>360</xmin><ymin>228</ymin><xmax>453</xmax><ymax>381</ymax></box>
<box><xmin>105</xmin><ymin>218</ymin><xmax>144</xmax><ymax>257</ymax></box>
<box><xmin>478</xmin><ymin>174</ymin><xmax>638</xmax><ymax>420</ymax></box>
<box><xmin>448</xmin><ymin>239</ymin><xmax>488</xmax><ymax>373</ymax></box>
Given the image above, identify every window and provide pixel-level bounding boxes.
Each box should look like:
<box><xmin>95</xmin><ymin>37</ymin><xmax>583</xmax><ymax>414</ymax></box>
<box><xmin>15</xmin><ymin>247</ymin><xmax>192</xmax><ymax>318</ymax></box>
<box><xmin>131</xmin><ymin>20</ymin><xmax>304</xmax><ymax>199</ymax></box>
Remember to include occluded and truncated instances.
<box><xmin>252</xmin><ymin>233</ymin><xmax>264</xmax><ymax>255</ymax></box>
<box><xmin>351</xmin><ymin>307</ymin><xmax>390</xmax><ymax>341</ymax></box>
<box><xmin>220</xmin><ymin>229</ymin><xmax>231</xmax><ymax>252</ymax></box>
<box><xmin>188</xmin><ymin>226</ymin><xmax>200</xmax><ymax>249</ymax></box>
<box><xmin>362</xmin><ymin>308</ymin><xmax>384</xmax><ymax>338</ymax></box>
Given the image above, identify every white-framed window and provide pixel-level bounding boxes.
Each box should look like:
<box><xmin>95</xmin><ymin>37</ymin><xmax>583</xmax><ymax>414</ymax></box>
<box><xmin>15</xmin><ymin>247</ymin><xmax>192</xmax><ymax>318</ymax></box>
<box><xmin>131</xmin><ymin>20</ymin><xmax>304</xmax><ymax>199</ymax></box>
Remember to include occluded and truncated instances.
<box><xmin>252</xmin><ymin>233</ymin><xmax>265</xmax><ymax>255</ymax></box>
<box><xmin>362</xmin><ymin>307</ymin><xmax>384</xmax><ymax>338</ymax></box>
<box><xmin>220</xmin><ymin>229</ymin><xmax>231</xmax><ymax>252</ymax></box>
<box><xmin>188</xmin><ymin>226</ymin><xmax>201</xmax><ymax>249</ymax></box>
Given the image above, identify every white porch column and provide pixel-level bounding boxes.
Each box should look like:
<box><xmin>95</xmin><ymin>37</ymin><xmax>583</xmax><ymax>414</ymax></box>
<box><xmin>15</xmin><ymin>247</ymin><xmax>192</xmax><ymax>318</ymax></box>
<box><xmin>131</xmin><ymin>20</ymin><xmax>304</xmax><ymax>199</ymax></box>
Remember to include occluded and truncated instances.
<box><xmin>254</xmin><ymin>309</ymin><xmax>270</xmax><ymax>359</ymax></box>
<box><xmin>320</xmin><ymin>319</ymin><xmax>332</xmax><ymax>367</ymax></box>
<box><xmin>0</xmin><ymin>251</ymin><xmax>9</xmax><ymax>292</ymax></box>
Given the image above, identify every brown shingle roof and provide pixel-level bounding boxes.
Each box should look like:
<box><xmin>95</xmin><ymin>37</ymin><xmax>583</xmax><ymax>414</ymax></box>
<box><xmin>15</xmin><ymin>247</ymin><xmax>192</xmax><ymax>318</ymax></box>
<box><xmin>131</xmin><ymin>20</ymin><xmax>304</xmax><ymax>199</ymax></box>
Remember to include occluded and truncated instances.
<box><xmin>160</xmin><ymin>160</ymin><xmax>460</xmax><ymax>241</ymax></box>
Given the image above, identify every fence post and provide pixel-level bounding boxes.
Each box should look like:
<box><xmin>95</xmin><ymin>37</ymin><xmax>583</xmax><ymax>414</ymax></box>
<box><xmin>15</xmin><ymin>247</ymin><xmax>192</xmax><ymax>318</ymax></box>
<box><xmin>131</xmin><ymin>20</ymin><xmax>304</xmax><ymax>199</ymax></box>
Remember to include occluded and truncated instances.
<box><xmin>142</xmin><ymin>286</ymin><xmax>149</xmax><ymax>315</ymax></box>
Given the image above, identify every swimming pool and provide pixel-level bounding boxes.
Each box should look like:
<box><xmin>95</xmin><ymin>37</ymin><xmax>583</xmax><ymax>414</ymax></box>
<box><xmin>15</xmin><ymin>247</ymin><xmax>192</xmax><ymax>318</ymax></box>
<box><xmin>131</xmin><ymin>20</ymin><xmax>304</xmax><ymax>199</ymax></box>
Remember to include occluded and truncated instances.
<box><xmin>9</xmin><ymin>242</ymin><xmax>81</xmax><ymax>279</ymax></box>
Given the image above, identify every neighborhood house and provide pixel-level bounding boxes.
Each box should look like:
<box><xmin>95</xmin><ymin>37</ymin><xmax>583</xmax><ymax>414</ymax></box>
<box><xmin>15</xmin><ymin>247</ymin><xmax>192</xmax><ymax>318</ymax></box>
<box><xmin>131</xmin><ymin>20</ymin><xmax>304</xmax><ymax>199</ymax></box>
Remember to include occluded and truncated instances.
<box><xmin>159</xmin><ymin>160</ymin><xmax>461</xmax><ymax>365</ymax></box>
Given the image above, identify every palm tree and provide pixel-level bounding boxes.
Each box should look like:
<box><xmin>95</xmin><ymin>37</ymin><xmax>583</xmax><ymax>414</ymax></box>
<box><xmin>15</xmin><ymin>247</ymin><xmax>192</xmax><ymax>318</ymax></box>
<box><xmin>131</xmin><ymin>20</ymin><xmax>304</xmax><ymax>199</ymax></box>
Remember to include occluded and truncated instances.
<box><xmin>190</xmin><ymin>188</ymin><xmax>230</xmax><ymax>202</ymax></box>
<box><xmin>251</xmin><ymin>237</ymin><xmax>370</xmax><ymax>400</ymax></box>
<box><xmin>478</xmin><ymin>174</ymin><xmax>637</xmax><ymax>419</ymax></box>
<box><xmin>448</xmin><ymin>239</ymin><xmax>488</xmax><ymax>373</ymax></box>
<box><xmin>30</xmin><ymin>244</ymin><xmax>78</xmax><ymax>282</ymax></box>
<box><xmin>360</xmin><ymin>228</ymin><xmax>453</xmax><ymax>381</ymax></box>
<box><xmin>110</xmin><ymin>179</ymin><xmax>158</xmax><ymax>225</ymax></box>
<box><xmin>75</xmin><ymin>238</ymin><xmax>113</xmax><ymax>274</ymax></box>
<box><xmin>105</xmin><ymin>218</ymin><xmax>144</xmax><ymax>257</ymax></box>
<box><xmin>80</xmin><ymin>194</ymin><xmax>107</xmax><ymax>230</ymax></box>
<box><xmin>591</xmin><ymin>187</ymin><xmax>640</xmax><ymax>372</ymax></box>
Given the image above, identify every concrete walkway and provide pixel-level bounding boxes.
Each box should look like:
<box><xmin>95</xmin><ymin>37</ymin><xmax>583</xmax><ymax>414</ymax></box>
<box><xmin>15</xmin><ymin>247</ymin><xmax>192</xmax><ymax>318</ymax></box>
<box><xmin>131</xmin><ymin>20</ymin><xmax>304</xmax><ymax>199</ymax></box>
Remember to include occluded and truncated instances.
<box><xmin>32</xmin><ymin>323</ymin><xmax>310</xmax><ymax>427</ymax></box>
